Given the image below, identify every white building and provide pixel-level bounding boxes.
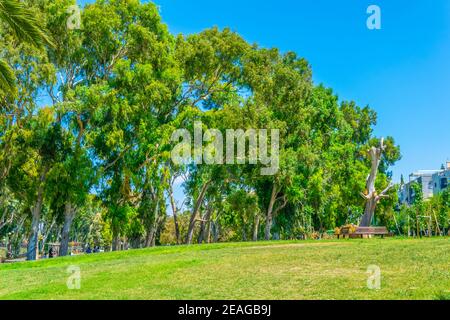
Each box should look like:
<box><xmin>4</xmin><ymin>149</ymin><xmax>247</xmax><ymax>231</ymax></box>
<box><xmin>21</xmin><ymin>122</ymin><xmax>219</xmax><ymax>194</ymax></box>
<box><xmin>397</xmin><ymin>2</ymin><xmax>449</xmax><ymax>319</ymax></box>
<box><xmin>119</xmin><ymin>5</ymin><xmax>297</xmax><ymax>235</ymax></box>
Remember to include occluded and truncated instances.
<box><xmin>399</xmin><ymin>161</ymin><xmax>450</xmax><ymax>205</ymax></box>
<box><xmin>432</xmin><ymin>161</ymin><xmax>450</xmax><ymax>195</ymax></box>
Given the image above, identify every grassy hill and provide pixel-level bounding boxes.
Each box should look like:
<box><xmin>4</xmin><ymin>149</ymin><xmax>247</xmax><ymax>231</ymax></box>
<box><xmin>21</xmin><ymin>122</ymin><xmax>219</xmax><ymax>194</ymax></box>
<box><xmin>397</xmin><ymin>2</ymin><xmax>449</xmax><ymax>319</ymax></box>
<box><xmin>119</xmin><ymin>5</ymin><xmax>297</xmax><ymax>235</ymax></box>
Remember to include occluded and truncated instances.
<box><xmin>0</xmin><ymin>238</ymin><xmax>449</xmax><ymax>300</ymax></box>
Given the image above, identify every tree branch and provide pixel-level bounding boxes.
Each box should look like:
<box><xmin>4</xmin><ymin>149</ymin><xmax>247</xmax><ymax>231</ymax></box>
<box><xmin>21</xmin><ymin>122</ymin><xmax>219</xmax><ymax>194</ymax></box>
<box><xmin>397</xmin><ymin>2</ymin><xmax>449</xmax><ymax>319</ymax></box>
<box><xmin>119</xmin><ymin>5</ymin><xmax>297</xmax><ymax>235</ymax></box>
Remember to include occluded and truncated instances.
<box><xmin>273</xmin><ymin>195</ymin><xmax>288</xmax><ymax>216</ymax></box>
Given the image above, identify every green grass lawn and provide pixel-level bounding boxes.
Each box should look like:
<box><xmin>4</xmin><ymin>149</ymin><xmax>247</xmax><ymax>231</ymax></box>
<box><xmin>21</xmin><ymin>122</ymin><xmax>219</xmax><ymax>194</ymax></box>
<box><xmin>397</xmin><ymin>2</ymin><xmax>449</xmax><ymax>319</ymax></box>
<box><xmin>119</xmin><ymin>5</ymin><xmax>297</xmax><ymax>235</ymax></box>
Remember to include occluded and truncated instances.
<box><xmin>0</xmin><ymin>238</ymin><xmax>449</xmax><ymax>300</ymax></box>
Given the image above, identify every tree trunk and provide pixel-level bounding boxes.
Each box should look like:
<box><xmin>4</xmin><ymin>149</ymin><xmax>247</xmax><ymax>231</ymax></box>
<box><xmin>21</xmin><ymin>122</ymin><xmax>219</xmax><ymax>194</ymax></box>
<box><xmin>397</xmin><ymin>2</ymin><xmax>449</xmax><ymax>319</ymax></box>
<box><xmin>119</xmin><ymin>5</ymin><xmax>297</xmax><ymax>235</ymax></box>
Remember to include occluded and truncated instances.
<box><xmin>198</xmin><ymin>214</ymin><xmax>205</xmax><ymax>244</ymax></box>
<box><xmin>198</xmin><ymin>207</ymin><xmax>212</xmax><ymax>244</ymax></box>
<box><xmin>212</xmin><ymin>220</ymin><xmax>220</xmax><ymax>243</ymax></box>
<box><xmin>415</xmin><ymin>208</ymin><xmax>421</xmax><ymax>238</ymax></box>
<box><xmin>264</xmin><ymin>184</ymin><xmax>278</xmax><ymax>240</ymax></box>
<box><xmin>252</xmin><ymin>215</ymin><xmax>260</xmax><ymax>241</ymax></box>
<box><xmin>360</xmin><ymin>197</ymin><xmax>377</xmax><ymax>227</ymax></box>
<box><xmin>0</xmin><ymin>206</ymin><xmax>14</xmax><ymax>231</ymax></box>
<box><xmin>26</xmin><ymin>166</ymin><xmax>48</xmax><ymax>261</ymax></box>
<box><xmin>27</xmin><ymin>188</ymin><xmax>44</xmax><ymax>261</ymax></box>
<box><xmin>6</xmin><ymin>237</ymin><xmax>12</xmax><ymax>259</ymax></box>
<box><xmin>145</xmin><ymin>199</ymin><xmax>160</xmax><ymax>248</ymax></box>
<box><xmin>146</xmin><ymin>224</ymin><xmax>158</xmax><ymax>247</ymax></box>
<box><xmin>168</xmin><ymin>185</ymin><xmax>181</xmax><ymax>244</ymax></box>
<box><xmin>205</xmin><ymin>215</ymin><xmax>212</xmax><ymax>244</ymax></box>
<box><xmin>60</xmin><ymin>203</ymin><xmax>76</xmax><ymax>256</ymax></box>
<box><xmin>242</xmin><ymin>228</ymin><xmax>247</xmax><ymax>241</ymax></box>
<box><xmin>112</xmin><ymin>226</ymin><xmax>120</xmax><ymax>251</ymax></box>
<box><xmin>432</xmin><ymin>210</ymin><xmax>441</xmax><ymax>236</ymax></box>
<box><xmin>130</xmin><ymin>236</ymin><xmax>141</xmax><ymax>249</ymax></box>
<box><xmin>359</xmin><ymin>139</ymin><xmax>391</xmax><ymax>227</ymax></box>
<box><xmin>40</xmin><ymin>216</ymin><xmax>57</xmax><ymax>255</ymax></box>
<box><xmin>186</xmin><ymin>180</ymin><xmax>212</xmax><ymax>244</ymax></box>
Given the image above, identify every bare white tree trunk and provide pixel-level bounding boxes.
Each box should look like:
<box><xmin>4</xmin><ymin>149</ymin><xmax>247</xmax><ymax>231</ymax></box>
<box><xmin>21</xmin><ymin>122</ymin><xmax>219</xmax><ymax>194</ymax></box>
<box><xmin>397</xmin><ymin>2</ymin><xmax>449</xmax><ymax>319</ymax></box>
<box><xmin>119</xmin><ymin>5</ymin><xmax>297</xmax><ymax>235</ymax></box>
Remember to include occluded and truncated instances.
<box><xmin>359</xmin><ymin>138</ymin><xmax>392</xmax><ymax>227</ymax></box>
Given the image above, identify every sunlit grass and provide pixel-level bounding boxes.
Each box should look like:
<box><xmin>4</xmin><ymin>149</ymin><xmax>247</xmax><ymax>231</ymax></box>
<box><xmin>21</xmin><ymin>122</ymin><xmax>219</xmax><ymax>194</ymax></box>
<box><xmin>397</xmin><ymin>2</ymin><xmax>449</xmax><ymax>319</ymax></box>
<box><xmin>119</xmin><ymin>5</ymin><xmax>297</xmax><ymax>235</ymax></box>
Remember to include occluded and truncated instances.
<box><xmin>0</xmin><ymin>238</ymin><xmax>449</xmax><ymax>300</ymax></box>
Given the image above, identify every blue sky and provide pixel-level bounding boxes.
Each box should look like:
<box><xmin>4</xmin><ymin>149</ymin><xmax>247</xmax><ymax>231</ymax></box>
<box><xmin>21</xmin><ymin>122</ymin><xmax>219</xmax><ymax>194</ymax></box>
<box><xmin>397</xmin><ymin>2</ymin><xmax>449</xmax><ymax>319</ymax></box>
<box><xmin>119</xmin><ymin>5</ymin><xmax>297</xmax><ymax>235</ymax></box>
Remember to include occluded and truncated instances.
<box><xmin>78</xmin><ymin>0</ymin><xmax>450</xmax><ymax>183</ymax></box>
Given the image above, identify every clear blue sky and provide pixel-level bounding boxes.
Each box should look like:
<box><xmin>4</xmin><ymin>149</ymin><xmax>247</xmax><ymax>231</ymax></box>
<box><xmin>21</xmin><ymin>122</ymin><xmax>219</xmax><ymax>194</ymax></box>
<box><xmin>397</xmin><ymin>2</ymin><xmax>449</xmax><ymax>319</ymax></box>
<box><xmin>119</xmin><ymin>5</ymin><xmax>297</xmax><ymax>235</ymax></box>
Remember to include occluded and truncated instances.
<box><xmin>79</xmin><ymin>0</ymin><xmax>450</xmax><ymax>182</ymax></box>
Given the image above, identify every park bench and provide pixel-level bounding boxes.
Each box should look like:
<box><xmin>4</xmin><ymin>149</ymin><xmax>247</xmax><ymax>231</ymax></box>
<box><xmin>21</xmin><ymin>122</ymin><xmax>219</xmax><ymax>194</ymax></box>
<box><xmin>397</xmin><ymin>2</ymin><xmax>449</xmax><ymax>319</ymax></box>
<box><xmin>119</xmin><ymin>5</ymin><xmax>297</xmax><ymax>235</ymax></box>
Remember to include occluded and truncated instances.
<box><xmin>338</xmin><ymin>226</ymin><xmax>389</xmax><ymax>239</ymax></box>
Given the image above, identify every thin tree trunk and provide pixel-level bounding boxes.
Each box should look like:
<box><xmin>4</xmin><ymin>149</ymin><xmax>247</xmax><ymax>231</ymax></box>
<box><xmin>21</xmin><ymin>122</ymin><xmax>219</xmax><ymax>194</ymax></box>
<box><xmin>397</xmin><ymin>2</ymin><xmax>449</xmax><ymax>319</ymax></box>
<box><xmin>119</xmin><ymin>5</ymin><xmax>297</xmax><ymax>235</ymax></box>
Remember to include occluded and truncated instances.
<box><xmin>407</xmin><ymin>215</ymin><xmax>410</xmax><ymax>237</ymax></box>
<box><xmin>415</xmin><ymin>208</ymin><xmax>421</xmax><ymax>238</ymax></box>
<box><xmin>432</xmin><ymin>210</ymin><xmax>441</xmax><ymax>236</ymax></box>
<box><xmin>264</xmin><ymin>184</ymin><xmax>278</xmax><ymax>240</ymax></box>
<box><xmin>205</xmin><ymin>214</ymin><xmax>212</xmax><ymax>244</ymax></box>
<box><xmin>40</xmin><ymin>216</ymin><xmax>57</xmax><ymax>255</ymax></box>
<box><xmin>197</xmin><ymin>212</ymin><xmax>205</xmax><ymax>244</ymax></box>
<box><xmin>212</xmin><ymin>220</ymin><xmax>220</xmax><ymax>243</ymax></box>
<box><xmin>6</xmin><ymin>238</ymin><xmax>12</xmax><ymax>259</ymax></box>
<box><xmin>0</xmin><ymin>207</ymin><xmax>14</xmax><ymax>231</ymax></box>
<box><xmin>60</xmin><ymin>203</ymin><xmax>76</xmax><ymax>256</ymax></box>
<box><xmin>9</xmin><ymin>216</ymin><xmax>25</xmax><ymax>259</ymax></box>
<box><xmin>145</xmin><ymin>200</ymin><xmax>160</xmax><ymax>247</ymax></box>
<box><xmin>27</xmin><ymin>187</ymin><xmax>44</xmax><ymax>261</ymax></box>
<box><xmin>27</xmin><ymin>166</ymin><xmax>48</xmax><ymax>261</ymax></box>
<box><xmin>186</xmin><ymin>180</ymin><xmax>212</xmax><ymax>244</ymax></box>
<box><xmin>252</xmin><ymin>215</ymin><xmax>260</xmax><ymax>241</ymax></box>
<box><xmin>198</xmin><ymin>207</ymin><xmax>212</xmax><ymax>244</ymax></box>
<box><xmin>168</xmin><ymin>184</ymin><xmax>181</xmax><ymax>244</ymax></box>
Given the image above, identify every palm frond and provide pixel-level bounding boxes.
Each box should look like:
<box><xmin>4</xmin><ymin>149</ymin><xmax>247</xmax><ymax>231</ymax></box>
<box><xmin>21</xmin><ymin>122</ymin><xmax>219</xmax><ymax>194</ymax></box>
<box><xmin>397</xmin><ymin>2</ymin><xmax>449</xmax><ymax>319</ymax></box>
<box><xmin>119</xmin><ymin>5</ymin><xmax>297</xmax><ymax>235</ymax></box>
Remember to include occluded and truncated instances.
<box><xmin>0</xmin><ymin>58</ymin><xmax>16</xmax><ymax>96</ymax></box>
<box><xmin>0</xmin><ymin>0</ymin><xmax>54</xmax><ymax>48</ymax></box>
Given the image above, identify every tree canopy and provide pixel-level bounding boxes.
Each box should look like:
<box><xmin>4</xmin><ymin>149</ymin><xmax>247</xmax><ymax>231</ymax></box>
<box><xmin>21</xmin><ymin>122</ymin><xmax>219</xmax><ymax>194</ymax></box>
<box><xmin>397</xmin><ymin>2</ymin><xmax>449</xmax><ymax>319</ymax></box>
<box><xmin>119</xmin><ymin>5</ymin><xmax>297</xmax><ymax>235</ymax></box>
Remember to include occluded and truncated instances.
<box><xmin>2</xmin><ymin>0</ymin><xmax>442</xmax><ymax>262</ymax></box>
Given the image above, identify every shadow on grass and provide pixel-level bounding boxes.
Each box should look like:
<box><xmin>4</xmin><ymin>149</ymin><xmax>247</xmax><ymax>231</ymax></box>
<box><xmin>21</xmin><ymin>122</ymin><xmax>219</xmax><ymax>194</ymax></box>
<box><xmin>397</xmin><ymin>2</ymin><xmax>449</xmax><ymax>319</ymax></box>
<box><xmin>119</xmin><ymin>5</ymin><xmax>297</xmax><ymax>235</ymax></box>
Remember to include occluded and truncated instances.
<box><xmin>434</xmin><ymin>292</ymin><xmax>450</xmax><ymax>300</ymax></box>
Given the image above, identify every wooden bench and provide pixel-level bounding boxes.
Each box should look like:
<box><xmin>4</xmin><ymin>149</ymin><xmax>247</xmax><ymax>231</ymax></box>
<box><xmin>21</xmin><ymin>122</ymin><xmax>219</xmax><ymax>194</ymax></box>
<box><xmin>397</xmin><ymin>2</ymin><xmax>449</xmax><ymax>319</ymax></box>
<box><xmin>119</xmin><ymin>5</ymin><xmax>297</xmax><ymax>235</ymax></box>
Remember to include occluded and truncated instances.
<box><xmin>338</xmin><ymin>226</ymin><xmax>389</xmax><ymax>239</ymax></box>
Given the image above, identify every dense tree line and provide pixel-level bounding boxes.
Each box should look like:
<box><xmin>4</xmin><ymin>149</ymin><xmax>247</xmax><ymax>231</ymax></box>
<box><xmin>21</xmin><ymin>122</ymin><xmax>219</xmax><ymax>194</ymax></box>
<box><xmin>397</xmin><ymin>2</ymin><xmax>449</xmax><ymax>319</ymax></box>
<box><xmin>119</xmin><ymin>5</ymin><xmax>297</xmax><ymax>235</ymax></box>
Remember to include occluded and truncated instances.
<box><xmin>1</xmin><ymin>0</ymin><xmax>427</xmax><ymax>261</ymax></box>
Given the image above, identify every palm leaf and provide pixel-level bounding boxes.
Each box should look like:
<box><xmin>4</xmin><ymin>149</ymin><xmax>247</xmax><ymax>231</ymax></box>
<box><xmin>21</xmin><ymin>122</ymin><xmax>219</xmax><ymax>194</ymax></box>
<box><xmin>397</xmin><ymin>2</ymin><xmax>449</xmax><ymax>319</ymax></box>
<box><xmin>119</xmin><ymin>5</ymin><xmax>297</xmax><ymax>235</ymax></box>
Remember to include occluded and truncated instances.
<box><xmin>0</xmin><ymin>58</ymin><xmax>16</xmax><ymax>95</ymax></box>
<box><xmin>0</xmin><ymin>0</ymin><xmax>54</xmax><ymax>48</ymax></box>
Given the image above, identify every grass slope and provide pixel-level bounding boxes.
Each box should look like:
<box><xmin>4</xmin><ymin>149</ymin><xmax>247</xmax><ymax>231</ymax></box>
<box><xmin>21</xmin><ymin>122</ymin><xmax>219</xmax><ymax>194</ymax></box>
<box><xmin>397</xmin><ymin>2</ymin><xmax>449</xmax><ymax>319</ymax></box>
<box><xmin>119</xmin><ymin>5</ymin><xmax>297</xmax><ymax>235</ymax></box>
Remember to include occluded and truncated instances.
<box><xmin>0</xmin><ymin>238</ymin><xmax>449</xmax><ymax>300</ymax></box>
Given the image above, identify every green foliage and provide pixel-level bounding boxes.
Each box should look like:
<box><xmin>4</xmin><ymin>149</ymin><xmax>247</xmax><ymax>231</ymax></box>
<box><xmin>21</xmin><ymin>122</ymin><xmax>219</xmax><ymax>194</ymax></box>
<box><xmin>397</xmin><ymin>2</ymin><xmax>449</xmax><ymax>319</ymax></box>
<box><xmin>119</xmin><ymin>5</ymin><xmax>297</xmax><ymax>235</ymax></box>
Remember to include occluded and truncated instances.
<box><xmin>0</xmin><ymin>0</ymin><xmax>53</xmax><ymax>94</ymax></box>
<box><xmin>0</xmin><ymin>0</ymin><xmax>407</xmax><ymax>256</ymax></box>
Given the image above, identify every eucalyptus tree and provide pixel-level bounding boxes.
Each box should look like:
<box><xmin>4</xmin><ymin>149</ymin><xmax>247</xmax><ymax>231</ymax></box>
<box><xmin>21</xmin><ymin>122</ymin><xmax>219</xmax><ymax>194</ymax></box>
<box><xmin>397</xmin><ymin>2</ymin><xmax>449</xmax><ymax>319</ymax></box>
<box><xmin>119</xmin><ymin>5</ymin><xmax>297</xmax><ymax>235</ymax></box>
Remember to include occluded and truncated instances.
<box><xmin>166</xmin><ymin>162</ymin><xmax>187</xmax><ymax>245</ymax></box>
<box><xmin>0</xmin><ymin>0</ymin><xmax>406</xmax><ymax>252</ymax></box>
<box><xmin>73</xmin><ymin>0</ymin><xmax>183</xmax><ymax>249</ymax></box>
<box><xmin>7</xmin><ymin>108</ymin><xmax>69</xmax><ymax>260</ymax></box>
<box><xmin>173</xmin><ymin>27</ymin><xmax>254</xmax><ymax>244</ymax></box>
<box><xmin>240</xmin><ymin>49</ymin><xmax>313</xmax><ymax>240</ymax></box>
<box><xmin>0</xmin><ymin>3</ymin><xmax>57</xmax><ymax>259</ymax></box>
<box><xmin>238</xmin><ymin>47</ymin><xmax>401</xmax><ymax>237</ymax></box>
<box><xmin>222</xmin><ymin>189</ymin><xmax>260</xmax><ymax>242</ymax></box>
<box><xmin>21</xmin><ymin>0</ymin><xmax>101</xmax><ymax>256</ymax></box>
